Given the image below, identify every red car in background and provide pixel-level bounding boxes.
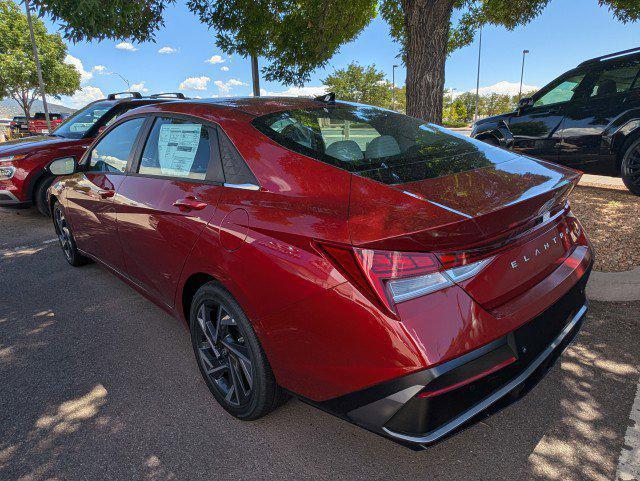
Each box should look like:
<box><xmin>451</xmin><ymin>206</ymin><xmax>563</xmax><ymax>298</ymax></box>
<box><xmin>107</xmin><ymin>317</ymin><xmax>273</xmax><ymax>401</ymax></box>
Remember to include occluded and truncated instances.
<box><xmin>48</xmin><ymin>96</ymin><xmax>593</xmax><ymax>448</ymax></box>
<box><xmin>27</xmin><ymin>112</ymin><xmax>67</xmax><ymax>135</ymax></box>
<box><xmin>0</xmin><ymin>92</ymin><xmax>185</xmax><ymax>215</ymax></box>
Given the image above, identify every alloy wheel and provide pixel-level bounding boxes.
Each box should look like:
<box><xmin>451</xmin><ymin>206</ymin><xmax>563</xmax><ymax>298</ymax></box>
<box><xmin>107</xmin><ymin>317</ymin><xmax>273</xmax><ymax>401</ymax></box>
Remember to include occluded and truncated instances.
<box><xmin>195</xmin><ymin>301</ymin><xmax>253</xmax><ymax>406</ymax></box>
<box><xmin>624</xmin><ymin>145</ymin><xmax>640</xmax><ymax>185</ymax></box>
<box><xmin>54</xmin><ymin>206</ymin><xmax>73</xmax><ymax>261</ymax></box>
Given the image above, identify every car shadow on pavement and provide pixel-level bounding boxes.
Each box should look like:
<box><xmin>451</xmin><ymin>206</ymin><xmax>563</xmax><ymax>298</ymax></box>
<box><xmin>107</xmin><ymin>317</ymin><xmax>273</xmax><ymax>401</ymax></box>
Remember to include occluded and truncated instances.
<box><xmin>0</xmin><ymin>224</ymin><xmax>639</xmax><ymax>480</ymax></box>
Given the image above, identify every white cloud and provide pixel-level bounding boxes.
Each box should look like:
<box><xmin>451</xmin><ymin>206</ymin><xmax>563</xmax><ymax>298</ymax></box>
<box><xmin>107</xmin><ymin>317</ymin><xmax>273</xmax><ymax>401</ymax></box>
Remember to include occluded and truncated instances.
<box><xmin>179</xmin><ymin>76</ymin><xmax>211</xmax><ymax>91</ymax></box>
<box><xmin>214</xmin><ymin>78</ymin><xmax>247</xmax><ymax>93</ymax></box>
<box><xmin>220</xmin><ymin>66</ymin><xmax>229</xmax><ymax>72</ymax></box>
<box><xmin>452</xmin><ymin>80</ymin><xmax>540</xmax><ymax>98</ymax></box>
<box><xmin>116</xmin><ymin>42</ymin><xmax>138</xmax><ymax>52</ymax></box>
<box><xmin>60</xmin><ymin>86</ymin><xmax>105</xmax><ymax>109</ymax></box>
<box><xmin>64</xmin><ymin>54</ymin><xmax>93</xmax><ymax>83</ymax></box>
<box><xmin>205</xmin><ymin>55</ymin><xmax>225</xmax><ymax>64</ymax></box>
<box><xmin>158</xmin><ymin>46</ymin><xmax>178</xmax><ymax>54</ymax></box>
<box><xmin>262</xmin><ymin>85</ymin><xmax>328</xmax><ymax>97</ymax></box>
<box><xmin>131</xmin><ymin>81</ymin><xmax>149</xmax><ymax>93</ymax></box>
<box><xmin>93</xmin><ymin>65</ymin><xmax>107</xmax><ymax>73</ymax></box>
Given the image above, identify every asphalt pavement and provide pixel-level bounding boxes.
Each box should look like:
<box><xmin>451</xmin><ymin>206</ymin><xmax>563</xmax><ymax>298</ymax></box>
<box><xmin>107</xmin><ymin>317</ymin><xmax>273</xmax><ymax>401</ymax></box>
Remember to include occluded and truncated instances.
<box><xmin>1</xmin><ymin>206</ymin><xmax>639</xmax><ymax>481</ymax></box>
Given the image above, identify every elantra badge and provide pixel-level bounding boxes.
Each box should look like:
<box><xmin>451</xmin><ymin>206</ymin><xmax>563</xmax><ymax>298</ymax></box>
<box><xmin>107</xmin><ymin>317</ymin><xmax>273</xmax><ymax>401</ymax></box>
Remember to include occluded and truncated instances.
<box><xmin>510</xmin><ymin>225</ymin><xmax>572</xmax><ymax>270</ymax></box>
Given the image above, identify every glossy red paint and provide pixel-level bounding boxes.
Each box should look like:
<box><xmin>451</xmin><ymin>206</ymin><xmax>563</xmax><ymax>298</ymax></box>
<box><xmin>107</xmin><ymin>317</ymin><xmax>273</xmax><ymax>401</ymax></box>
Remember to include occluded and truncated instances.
<box><xmin>0</xmin><ymin>136</ymin><xmax>88</xmax><ymax>205</ymax></box>
<box><xmin>50</xmin><ymin>97</ymin><xmax>593</xmax><ymax>408</ymax></box>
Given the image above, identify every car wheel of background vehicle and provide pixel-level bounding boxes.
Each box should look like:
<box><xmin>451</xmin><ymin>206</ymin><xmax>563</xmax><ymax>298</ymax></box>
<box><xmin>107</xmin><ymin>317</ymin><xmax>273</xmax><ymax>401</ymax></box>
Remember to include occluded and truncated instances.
<box><xmin>190</xmin><ymin>282</ymin><xmax>288</xmax><ymax>420</ymax></box>
<box><xmin>478</xmin><ymin>135</ymin><xmax>501</xmax><ymax>146</ymax></box>
<box><xmin>621</xmin><ymin>138</ymin><xmax>640</xmax><ymax>195</ymax></box>
<box><xmin>52</xmin><ymin>201</ymin><xmax>90</xmax><ymax>267</ymax></box>
<box><xmin>34</xmin><ymin>176</ymin><xmax>55</xmax><ymax>216</ymax></box>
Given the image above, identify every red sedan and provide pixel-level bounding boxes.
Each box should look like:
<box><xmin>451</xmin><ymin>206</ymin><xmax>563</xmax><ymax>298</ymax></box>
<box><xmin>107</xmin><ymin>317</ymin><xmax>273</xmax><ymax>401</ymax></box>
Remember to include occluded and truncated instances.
<box><xmin>47</xmin><ymin>96</ymin><xmax>593</xmax><ymax>448</ymax></box>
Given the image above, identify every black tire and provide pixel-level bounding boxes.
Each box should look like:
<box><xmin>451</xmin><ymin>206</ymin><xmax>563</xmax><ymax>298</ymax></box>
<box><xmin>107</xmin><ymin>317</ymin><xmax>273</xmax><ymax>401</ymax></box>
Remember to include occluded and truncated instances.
<box><xmin>34</xmin><ymin>176</ymin><xmax>55</xmax><ymax>216</ymax></box>
<box><xmin>190</xmin><ymin>282</ymin><xmax>287</xmax><ymax>420</ymax></box>
<box><xmin>52</xmin><ymin>201</ymin><xmax>90</xmax><ymax>267</ymax></box>
<box><xmin>621</xmin><ymin>138</ymin><xmax>640</xmax><ymax>195</ymax></box>
<box><xmin>479</xmin><ymin>135</ymin><xmax>501</xmax><ymax>146</ymax></box>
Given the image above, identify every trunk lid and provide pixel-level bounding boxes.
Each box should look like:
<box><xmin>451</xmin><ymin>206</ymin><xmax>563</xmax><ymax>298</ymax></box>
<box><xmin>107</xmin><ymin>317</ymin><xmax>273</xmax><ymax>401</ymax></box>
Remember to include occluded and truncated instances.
<box><xmin>348</xmin><ymin>155</ymin><xmax>582</xmax><ymax>310</ymax></box>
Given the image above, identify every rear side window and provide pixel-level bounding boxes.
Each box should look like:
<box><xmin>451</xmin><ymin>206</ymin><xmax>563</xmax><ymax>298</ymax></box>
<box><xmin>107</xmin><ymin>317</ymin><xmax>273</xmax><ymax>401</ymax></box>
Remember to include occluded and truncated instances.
<box><xmin>217</xmin><ymin>127</ymin><xmax>258</xmax><ymax>185</ymax></box>
<box><xmin>590</xmin><ymin>60</ymin><xmax>640</xmax><ymax>97</ymax></box>
<box><xmin>252</xmin><ymin>104</ymin><xmax>501</xmax><ymax>184</ymax></box>
<box><xmin>88</xmin><ymin>117</ymin><xmax>145</xmax><ymax>173</ymax></box>
<box><xmin>138</xmin><ymin>117</ymin><xmax>211</xmax><ymax>180</ymax></box>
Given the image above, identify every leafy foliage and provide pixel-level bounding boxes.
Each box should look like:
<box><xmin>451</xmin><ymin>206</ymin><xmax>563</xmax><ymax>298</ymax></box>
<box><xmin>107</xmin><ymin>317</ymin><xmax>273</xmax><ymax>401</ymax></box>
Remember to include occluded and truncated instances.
<box><xmin>323</xmin><ymin>62</ymin><xmax>391</xmax><ymax>106</ymax></box>
<box><xmin>188</xmin><ymin>0</ymin><xmax>377</xmax><ymax>86</ymax></box>
<box><xmin>32</xmin><ymin>0</ymin><xmax>174</xmax><ymax>43</ymax></box>
<box><xmin>442</xmin><ymin>89</ymin><xmax>538</xmax><ymax>123</ymax></box>
<box><xmin>0</xmin><ymin>0</ymin><xmax>80</xmax><ymax>119</ymax></box>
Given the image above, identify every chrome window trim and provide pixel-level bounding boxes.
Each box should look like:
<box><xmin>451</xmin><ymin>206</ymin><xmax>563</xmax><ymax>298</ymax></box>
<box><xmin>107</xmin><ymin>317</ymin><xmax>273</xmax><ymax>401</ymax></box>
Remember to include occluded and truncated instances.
<box><xmin>223</xmin><ymin>182</ymin><xmax>260</xmax><ymax>191</ymax></box>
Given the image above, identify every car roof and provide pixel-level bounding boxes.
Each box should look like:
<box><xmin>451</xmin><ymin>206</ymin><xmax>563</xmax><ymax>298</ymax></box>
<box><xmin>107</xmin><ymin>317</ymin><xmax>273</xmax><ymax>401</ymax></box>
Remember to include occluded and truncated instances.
<box><xmin>115</xmin><ymin>96</ymin><xmax>351</xmax><ymax>124</ymax></box>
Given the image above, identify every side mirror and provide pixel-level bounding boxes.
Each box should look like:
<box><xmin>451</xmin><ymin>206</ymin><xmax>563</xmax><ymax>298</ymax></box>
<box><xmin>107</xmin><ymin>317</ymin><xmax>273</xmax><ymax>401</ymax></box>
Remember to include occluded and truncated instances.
<box><xmin>517</xmin><ymin>97</ymin><xmax>534</xmax><ymax>112</ymax></box>
<box><xmin>49</xmin><ymin>157</ymin><xmax>76</xmax><ymax>176</ymax></box>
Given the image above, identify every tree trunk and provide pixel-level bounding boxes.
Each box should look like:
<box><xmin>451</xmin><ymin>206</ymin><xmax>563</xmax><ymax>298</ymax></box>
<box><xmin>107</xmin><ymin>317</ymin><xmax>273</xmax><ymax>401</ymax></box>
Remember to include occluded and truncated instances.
<box><xmin>403</xmin><ymin>0</ymin><xmax>455</xmax><ymax>123</ymax></box>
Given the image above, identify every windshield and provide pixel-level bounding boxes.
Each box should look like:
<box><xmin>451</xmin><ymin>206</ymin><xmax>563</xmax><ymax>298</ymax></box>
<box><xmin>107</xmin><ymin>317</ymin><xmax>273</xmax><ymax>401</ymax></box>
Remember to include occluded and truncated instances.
<box><xmin>52</xmin><ymin>101</ymin><xmax>114</xmax><ymax>139</ymax></box>
<box><xmin>252</xmin><ymin>104</ymin><xmax>510</xmax><ymax>184</ymax></box>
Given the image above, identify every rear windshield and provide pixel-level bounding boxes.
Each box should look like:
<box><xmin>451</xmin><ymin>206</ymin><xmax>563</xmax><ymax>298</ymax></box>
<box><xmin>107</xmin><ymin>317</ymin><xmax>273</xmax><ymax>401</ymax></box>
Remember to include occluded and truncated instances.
<box><xmin>252</xmin><ymin>104</ymin><xmax>505</xmax><ymax>184</ymax></box>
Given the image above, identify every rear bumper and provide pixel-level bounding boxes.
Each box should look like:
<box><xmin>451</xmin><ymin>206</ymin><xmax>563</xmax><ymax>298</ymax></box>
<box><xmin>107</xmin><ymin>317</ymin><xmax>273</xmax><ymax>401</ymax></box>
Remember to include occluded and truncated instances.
<box><xmin>315</xmin><ymin>263</ymin><xmax>591</xmax><ymax>449</ymax></box>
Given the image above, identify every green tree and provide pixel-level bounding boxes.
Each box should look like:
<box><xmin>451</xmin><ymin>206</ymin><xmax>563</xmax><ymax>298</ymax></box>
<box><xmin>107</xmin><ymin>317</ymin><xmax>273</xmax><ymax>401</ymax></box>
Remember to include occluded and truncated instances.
<box><xmin>0</xmin><ymin>0</ymin><xmax>80</xmax><ymax>119</ymax></box>
<box><xmin>33</xmin><ymin>0</ymin><xmax>640</xmax><ymax>123</ymax></box>
<box><xmin>322</xmin><ymin>62</ymin><xmax>392</xmax><ymax>107</ymax></box>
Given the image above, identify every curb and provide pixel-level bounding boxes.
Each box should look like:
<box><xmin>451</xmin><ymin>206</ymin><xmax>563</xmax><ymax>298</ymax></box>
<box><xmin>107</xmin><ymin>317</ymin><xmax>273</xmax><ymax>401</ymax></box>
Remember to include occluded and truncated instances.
<box><xmin>578</xmin><ymin>174</ymin><xmax>627</xmax><ymax>191</ymax></box>
<box><xmin>587</xmin><ymin>267</ymin><xmax>640</xmax><ymax>302</ymax></box>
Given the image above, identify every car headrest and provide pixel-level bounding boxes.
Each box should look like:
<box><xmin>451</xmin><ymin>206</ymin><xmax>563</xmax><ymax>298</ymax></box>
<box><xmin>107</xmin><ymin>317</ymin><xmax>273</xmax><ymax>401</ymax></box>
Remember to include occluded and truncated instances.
<box><xmin>365</xmin><ymin>135</ymin><xmax>401</xmax><ymax>159</ymax></box>
<box><xmin>325</xmin><ymin>140</ymin><xmax>363</xmax><ymax>162</ymax></box>
<box><xmin>596</xmin><ymin>79</ymin><xmax>617</xmax><ymax>97</ymax></box>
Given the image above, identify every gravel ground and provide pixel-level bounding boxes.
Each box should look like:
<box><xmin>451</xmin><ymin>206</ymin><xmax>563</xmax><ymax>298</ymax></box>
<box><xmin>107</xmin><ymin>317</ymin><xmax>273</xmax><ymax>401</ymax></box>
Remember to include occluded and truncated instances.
<box><xmin>570</xmin><ymin>186</ymin><xmax>640</xmax><ymax>272</ymax></box>
<box><xmin>0</xmin><ymin>207</ymin><xmax>639</xmax><ymax>481</ymax></box>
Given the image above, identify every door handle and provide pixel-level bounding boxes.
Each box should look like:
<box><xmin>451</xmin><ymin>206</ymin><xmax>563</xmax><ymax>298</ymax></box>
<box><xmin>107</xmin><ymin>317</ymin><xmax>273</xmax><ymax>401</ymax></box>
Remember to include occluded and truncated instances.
<box><xmin>97</xmin><ymin>189</ymin><xmax>115</xmax><ymax>199</ymax></box>
<box><xmin>173</xmin><ymin>196</ymin><xmax>208</xmax><ymax>212</ymax></box>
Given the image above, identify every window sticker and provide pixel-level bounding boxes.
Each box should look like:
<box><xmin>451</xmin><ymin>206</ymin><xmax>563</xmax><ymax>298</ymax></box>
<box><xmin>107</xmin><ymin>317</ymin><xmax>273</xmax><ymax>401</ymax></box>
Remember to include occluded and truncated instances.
<box><xmin>157</xmin><ymin>123</ymin><xmax>202</xmax><ymax>175</ymax></box>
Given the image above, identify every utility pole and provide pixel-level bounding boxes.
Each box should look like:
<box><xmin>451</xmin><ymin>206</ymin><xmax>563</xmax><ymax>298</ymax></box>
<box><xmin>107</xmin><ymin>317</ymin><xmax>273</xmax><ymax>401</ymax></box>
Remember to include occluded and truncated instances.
<box><xmin>474</xmin><ymin>28</ymin><xmax>482</xmax><ymax>122</ymax></box>
<box><xmin>392</xmin><ymin>64</ymin><xmax>398</xmax><ymax>110</ymax></box>
<box><xmin>24</xmin><ymin>0</ymin><xmax>51</xmax><ymax>132</ymax></box>
<box><xmin>519</xmin><ymin>49</ymin><xmax>530</xmax><ymax>100</ymax></box>
<box><xmin>251</xmin><ymin>54</ymin><xmax>260</xmax><ymax>97</ymax></box>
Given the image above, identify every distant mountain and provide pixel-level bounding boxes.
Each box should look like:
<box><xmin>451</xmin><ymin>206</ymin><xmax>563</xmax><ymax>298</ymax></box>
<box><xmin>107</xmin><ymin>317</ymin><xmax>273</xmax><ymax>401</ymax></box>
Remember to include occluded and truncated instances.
<box><xmin>452</xmin><ymin>80</ymin><xmax>540</xmax><ymax>98</ymax></box>
<box><xmin>0</xmin><ymin>98</ymin><xmax>75</xmax><ymax>120</ymax></box>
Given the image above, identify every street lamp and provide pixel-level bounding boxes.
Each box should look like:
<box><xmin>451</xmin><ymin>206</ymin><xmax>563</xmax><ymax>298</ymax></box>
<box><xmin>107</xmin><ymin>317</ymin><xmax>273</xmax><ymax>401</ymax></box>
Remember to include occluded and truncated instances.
<box><xmin>112</xmin><ymin>72</ymin><xmax>131</xmax><ymax>91</ymax></box>
<box><xmin>519</xmin><ymin>49</ymin><xmax>530</xmax><ymax>100</ymax></box>
<box><xmin>392</xmin><ymin>64</ymin><xmax>399</xmax><ymax>110</ymax></box>
<box><xmin>474</xmin><ymin>28</ymin><xmax>482</xmax><ymax>122</ymax></box>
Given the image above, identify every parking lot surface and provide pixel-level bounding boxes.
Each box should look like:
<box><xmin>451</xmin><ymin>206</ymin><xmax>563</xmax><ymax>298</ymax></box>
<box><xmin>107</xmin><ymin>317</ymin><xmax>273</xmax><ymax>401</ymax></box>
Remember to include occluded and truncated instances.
<box><xmin>1</xmin><ymin>207</ymin><xmax>639</xmax><ymax>481</ymax></box>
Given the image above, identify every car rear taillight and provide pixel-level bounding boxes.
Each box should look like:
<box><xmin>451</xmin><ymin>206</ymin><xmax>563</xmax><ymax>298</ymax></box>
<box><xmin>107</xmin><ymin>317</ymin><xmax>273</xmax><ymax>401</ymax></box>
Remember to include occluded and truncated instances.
<box><xmin>320</xmin><ymin>244</ymin><xmax>493</xmax><ymax>314</ymax></box>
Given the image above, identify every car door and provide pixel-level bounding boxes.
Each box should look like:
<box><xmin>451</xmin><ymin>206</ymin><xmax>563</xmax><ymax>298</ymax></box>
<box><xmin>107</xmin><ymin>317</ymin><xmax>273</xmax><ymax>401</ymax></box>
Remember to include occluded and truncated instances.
<box><xmin>558</xmin><ymin>58</ymin><xmax>640</xmax><ymax>173</ymax></box>
<box><xmin>65</xmin><ymin>117</ymin><xmax>146</xmax><ymax>271</ymax></box>
<box><xmin>507</xmin><ymin>71</ymin><xmax>588</xmax><ymax>160</ymax></box>
<box><xmin>115</xmin><ymin>115</ymin><xmax>223</xmax><ymax>309</ymax></box>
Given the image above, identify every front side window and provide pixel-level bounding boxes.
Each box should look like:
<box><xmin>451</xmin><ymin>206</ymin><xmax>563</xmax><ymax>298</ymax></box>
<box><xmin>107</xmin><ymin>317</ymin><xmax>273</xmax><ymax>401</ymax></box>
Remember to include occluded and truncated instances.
<box><xmin>138</xmin><ymin>117</ymin><xmax>211</xmax><ymax>180</ymax></box>
<box><xmin>534</xmin><ymin>73</ymin><xmax>587</xmax><ymax>107</ymax></box>
<box><xmin>253</xmin><ymin>104</ymin><xmax>506</xmax><ymax>184</ymax></box>
<box><xmin>590</xmin><ymin>60</ymin><xmax>640</xmax><ymax>97</ymax></box>
<box><xmin>87</xmin><ymin>117</ymin><xmax>146</xmax><ymax>173</ymax></box>
<box><xmin>53</xmin><ymin>101</ymin><xmax>115</xmax><ymax>139</ymax></box>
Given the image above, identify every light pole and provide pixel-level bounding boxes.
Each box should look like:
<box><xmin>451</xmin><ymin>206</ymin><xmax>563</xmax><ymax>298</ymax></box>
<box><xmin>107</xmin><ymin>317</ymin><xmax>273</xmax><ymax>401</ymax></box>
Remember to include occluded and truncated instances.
<box><xmin>519</xmin><ymin>49</ymin><xmax>530</xmax><ymax>100</ymax></box>
<box><xmin>112</xmin><ymin>72</ymin><xmax>131</xmax><ymax>91</ymax></box>
<box><xmin>392</xmin><ymin>64</ymin><xmax>399</xmax><ymax>110</ymax></box>
<box><xmin>24</xmin><ymin>0</ymin><xmax>51</xmax><ymax>132</ymax></box>
<box><xmin>474</xmin><ymin>28</ymin><xmax>482</xmax><ymax>122</ymax></box>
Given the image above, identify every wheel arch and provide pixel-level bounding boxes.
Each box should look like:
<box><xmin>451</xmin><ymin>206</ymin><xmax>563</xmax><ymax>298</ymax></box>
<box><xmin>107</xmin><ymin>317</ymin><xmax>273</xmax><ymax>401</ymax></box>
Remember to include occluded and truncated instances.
<box><xmin>180</xmin><ymin>272</ymin><xmax>217</xmax><ymax>327</ymax></box>
<box><xmin>473</xmin><ymin>122</ymin><xmax>514</xmax><ymax>149</ymax></box>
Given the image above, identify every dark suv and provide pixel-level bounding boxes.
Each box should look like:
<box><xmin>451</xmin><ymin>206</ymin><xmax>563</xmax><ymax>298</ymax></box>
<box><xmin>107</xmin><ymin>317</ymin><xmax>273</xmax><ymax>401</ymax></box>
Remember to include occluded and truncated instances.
<box><xmin>471</xmin><ymin>47</ymin><xmax>640</xmax><ymax>194</ymax></box>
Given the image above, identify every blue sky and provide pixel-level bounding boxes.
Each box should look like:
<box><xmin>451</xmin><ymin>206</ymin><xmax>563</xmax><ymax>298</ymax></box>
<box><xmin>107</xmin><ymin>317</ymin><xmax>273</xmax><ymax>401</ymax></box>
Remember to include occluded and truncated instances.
<box><xmin>33</xmin><ymin>0</ymin><xmax>640</xmax><ymax>108</ymax></box>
